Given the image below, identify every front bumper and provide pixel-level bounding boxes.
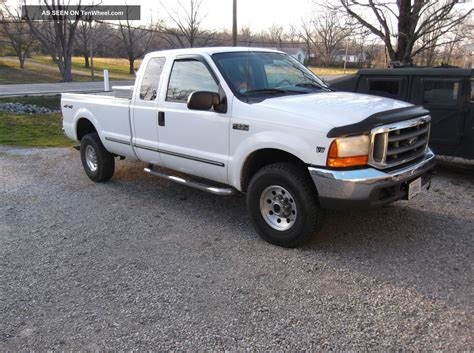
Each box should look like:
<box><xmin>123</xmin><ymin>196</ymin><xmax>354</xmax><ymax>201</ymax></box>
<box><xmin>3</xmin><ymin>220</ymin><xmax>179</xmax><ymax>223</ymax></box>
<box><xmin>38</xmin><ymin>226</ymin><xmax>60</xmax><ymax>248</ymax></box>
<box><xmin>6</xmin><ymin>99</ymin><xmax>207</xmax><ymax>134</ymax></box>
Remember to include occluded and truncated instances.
<box><xmin>308</xmin><ymin>149</ymin><xmax>436</xmax><ymax>210</ymax></box>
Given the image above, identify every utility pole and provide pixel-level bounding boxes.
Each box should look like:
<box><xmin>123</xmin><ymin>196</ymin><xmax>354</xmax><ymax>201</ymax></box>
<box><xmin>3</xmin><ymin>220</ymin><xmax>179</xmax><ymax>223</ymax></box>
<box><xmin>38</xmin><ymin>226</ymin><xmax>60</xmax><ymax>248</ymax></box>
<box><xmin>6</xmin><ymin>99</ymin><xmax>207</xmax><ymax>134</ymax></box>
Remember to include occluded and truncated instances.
<box><xmin>232</xmin><ymin>0</ymin><xmax>237</xmax><ymax>46</ymax></box>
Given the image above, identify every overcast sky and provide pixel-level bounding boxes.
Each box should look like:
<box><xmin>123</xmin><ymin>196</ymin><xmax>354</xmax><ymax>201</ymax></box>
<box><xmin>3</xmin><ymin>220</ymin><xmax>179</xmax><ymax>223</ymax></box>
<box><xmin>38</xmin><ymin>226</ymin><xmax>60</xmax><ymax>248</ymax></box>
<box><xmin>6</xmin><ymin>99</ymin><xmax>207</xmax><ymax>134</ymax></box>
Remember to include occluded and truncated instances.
<box><xmin>19</xmin><ymin>0</ymin><xmax>316</xmax><ymax>32</ymax></box>
<box><xmin>154</xmin><ymin>0</ymin><xmax>316</xmax><ymax>32</ymax></box>
<box><xmin>17</xmin><ymin>0</ymin><xmax>474</xmax><ymax>34</ymax></box>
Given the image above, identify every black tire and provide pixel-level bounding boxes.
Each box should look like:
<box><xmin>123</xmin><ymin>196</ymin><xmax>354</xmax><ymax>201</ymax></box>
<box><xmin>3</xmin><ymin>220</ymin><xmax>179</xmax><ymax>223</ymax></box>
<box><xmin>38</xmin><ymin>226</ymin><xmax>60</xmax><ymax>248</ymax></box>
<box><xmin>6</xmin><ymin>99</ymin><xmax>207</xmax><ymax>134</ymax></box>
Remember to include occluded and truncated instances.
<box><xmin>80</xmin><ymin>133</ymin><xmax>115</xmax><ymax>182</ymax></box>
<box><xmin>246</xmin><ymin>162</ymin><xmax>324</xmax><ymax>247</ymax></box>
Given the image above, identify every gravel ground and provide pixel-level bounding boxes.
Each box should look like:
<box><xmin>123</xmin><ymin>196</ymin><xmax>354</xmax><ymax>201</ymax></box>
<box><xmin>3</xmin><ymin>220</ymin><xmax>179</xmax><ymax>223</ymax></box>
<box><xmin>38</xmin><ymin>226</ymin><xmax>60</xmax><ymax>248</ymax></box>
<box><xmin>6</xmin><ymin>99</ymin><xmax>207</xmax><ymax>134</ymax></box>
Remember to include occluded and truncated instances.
<box><xmin>0</xmin><ymin>146</ymin><xmax>473</xmax><ymax>350</ymax></box>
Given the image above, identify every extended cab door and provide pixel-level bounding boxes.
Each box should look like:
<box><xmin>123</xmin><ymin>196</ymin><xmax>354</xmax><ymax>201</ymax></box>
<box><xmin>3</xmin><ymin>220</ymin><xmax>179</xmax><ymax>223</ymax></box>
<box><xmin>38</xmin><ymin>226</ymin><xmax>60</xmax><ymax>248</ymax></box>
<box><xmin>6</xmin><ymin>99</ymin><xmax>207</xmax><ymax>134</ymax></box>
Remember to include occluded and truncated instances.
<box><xmin>156</xmin><ymin>55</ymin><xmax>230</xmax><ymax>184</ymax></box>
<box><xmin>130</xmin><ymin>57</ymin><xmax>167</xmax><ymax>165</ymax></box>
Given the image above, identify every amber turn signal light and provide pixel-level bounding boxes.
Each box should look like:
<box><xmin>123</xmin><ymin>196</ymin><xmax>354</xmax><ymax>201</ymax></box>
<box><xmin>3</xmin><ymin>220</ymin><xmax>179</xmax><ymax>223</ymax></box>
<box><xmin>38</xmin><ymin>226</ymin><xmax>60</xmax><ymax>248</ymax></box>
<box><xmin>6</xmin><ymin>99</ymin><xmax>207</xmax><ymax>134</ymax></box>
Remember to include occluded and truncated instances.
<box><xmin>327</xmin><ymin>140</ymin><xmax>369</xmax><ymax>168</ymax></box>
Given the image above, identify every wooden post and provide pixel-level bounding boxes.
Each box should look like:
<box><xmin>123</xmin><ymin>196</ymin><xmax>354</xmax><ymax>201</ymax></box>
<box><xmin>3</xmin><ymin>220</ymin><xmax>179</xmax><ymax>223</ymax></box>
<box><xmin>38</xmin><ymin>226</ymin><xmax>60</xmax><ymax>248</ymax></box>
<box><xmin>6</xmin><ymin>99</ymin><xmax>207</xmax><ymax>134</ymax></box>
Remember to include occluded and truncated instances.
<box><xmin>89</xmin><ymin>20</ymin><xmax>94</xmax><ymax>81</ymax></box>
<box><xmin>343</xmin><ymin>40</ymin><xmax>349</xmax><ymax>74</ymax></box>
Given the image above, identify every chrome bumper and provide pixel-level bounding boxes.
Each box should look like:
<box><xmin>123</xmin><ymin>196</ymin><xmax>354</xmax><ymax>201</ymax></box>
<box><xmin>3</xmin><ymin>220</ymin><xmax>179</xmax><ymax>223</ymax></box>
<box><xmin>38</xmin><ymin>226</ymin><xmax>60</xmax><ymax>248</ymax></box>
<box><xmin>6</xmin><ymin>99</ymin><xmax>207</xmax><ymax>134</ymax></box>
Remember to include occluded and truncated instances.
<box><xmin>308</xmin><ymin>149</ymin><xmax>436</xmax><ymax>209</ymax></box>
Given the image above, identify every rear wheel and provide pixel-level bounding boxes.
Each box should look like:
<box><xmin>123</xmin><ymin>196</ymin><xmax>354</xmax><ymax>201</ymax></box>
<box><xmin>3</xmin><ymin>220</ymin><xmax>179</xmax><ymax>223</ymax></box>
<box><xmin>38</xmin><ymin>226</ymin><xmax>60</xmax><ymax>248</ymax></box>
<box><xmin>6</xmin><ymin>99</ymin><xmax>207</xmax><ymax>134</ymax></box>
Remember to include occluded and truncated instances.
<box><xmin>246</xmin><ymin>163</ymin><xmax>324</xmax><ymax>247</ymax></box>
<box><xmin>80</xmin><ymin>133</ymin><xmax>115</xmax><ymax>182</ymax></box>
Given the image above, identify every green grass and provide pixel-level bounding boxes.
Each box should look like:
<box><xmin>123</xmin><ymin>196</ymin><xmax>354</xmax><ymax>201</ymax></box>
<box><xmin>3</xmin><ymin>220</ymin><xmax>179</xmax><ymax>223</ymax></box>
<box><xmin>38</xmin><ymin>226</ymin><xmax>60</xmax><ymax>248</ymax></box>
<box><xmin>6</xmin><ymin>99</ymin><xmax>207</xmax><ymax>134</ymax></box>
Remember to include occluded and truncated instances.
<box><xmin>0</xmin><ymin>95</ymin><xmax>61</xmax><ymax>110</ymax></box>
<box><xmin>33</xmin><ymin>55</ymin><xmax>138</xmax><ymax>80</ymax></box>
<box><xmin>310</xmin><ymin>67</ymin><xmax>358</xmax><ymax>76</ymax></box>
<box><xmin>0</xmin><ymin>112</ymin><xmax>72</xmax><ymax>147</ymax></box>
<box><xmin>0</xmin><ymin>56</ymin><xmax>137</xmax><ymax>84</ymax></box>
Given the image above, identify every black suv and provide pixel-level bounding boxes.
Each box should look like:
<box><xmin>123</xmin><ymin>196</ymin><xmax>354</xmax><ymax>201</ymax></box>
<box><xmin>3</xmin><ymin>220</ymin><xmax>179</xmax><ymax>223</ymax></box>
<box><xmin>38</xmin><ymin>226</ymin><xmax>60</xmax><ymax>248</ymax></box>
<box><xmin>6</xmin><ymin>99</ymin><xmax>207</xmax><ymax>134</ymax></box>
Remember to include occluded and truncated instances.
<box><xmin>331</xmin><ymin>68</ymin><xmax>474</xmax><ymax>159</ymax></box>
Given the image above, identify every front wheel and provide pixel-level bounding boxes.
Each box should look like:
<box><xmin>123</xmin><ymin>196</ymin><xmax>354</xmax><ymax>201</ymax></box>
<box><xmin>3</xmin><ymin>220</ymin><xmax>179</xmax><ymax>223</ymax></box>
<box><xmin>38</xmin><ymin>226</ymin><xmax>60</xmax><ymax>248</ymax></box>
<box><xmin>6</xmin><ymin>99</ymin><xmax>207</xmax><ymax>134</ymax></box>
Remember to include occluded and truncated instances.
<box><xmin>80</xmin><ymin>133</ymin><xmax>115</xmax><ymax>182</ymax></box>
<box><xmin>246</xmin><ymin>163</ymin><xmax>324</xmax><ymax>247</ymax></box>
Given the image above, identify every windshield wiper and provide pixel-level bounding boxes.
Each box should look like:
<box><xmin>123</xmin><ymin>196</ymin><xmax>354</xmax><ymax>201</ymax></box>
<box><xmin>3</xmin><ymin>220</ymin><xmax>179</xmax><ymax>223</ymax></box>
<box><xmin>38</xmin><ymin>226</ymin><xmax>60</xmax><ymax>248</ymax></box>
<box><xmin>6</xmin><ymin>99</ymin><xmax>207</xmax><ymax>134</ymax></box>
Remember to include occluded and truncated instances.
<box><xmin>244</xmin><ymin>88</ymin><xmax>288</xmax><ymax>94</ymax></box>
<box><xmin>294</xmin><ymin>82</ymin><xmax>325</xmax><ymax>89</ymax></box>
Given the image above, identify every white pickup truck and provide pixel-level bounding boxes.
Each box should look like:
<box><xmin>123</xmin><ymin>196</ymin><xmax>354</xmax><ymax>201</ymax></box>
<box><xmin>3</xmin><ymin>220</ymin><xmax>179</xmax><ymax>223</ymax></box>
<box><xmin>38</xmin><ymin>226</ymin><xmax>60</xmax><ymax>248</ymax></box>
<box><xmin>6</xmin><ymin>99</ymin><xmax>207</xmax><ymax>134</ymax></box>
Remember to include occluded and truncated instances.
<box><xmin>62</xmin><ymin>47</ymin><xmax>435</xmax><ymax>247</ymax></box>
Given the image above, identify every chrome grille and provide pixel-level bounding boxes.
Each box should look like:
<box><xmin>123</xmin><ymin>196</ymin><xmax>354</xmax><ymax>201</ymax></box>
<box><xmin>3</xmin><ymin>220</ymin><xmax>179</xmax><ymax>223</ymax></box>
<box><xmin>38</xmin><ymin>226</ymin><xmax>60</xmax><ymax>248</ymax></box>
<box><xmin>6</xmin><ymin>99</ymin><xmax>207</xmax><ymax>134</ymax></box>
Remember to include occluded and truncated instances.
<box><xmin>369</xmin><ymin>116</ymin><xmax>431</xmax><ymax>169</ymax></box>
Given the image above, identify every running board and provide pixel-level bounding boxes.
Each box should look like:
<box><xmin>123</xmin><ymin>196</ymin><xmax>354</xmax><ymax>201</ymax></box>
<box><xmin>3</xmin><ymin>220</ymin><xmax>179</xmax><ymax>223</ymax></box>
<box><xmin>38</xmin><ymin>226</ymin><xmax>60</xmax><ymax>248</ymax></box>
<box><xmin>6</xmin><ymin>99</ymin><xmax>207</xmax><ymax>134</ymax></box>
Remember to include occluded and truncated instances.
<box><xmin>144</xmin><ymin>167</ymin><xmax>237</xmax><ymax>196</ymax></box>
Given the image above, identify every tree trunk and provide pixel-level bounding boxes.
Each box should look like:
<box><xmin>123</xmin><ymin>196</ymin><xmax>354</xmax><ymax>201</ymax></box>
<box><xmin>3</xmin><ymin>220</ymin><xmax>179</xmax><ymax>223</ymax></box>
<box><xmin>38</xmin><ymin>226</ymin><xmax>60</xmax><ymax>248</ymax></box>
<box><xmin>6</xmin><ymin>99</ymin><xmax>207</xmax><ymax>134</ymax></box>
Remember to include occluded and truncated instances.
<box><xmin>84</xmin><ymin>54</ymin><xmax>90</xmax><ymax>68</ymax></box>
<box><xmin>129</xmin><ymin>58</ymin><xmax>135</xmax><ymax>75</ymax></box>
<box><xmin>19</xmin><ymin>52</ymin><xmax>26</xmax><ymax>69</ymax></box>
<box><xmin>395</xmin><ymin>0</ymin><xmax>413</xmax><ymax>64</ymax></box>
<box><xmin>62</xmin><ymin>55</ymin><xmax>73</xmax><ymax>82</ymax></box>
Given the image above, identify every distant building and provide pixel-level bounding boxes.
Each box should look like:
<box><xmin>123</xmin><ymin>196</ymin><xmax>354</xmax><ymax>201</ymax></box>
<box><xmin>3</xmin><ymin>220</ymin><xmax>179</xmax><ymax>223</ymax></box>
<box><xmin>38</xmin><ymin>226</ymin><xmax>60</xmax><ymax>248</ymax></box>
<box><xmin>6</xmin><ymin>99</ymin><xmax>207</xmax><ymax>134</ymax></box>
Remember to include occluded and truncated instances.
<box><xmin>333</xmin><ymin>49</ymin><xmax>367</xmax><ymax>64</ymax></box>
<box><xmin>275</xmin><ymin>48</ymin><xmax>306</xmax><ymax>64</ymax></box>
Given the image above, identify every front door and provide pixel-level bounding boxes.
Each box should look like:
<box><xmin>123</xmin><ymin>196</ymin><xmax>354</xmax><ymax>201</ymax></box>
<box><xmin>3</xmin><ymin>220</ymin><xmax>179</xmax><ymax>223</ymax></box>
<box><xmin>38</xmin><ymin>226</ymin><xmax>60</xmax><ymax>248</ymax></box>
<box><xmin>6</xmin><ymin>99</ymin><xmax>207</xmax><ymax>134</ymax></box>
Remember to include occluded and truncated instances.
<box><xmin>157</xmin><ymin>56</ymin><xmax>230</xmax><ymax>184</ymax></box>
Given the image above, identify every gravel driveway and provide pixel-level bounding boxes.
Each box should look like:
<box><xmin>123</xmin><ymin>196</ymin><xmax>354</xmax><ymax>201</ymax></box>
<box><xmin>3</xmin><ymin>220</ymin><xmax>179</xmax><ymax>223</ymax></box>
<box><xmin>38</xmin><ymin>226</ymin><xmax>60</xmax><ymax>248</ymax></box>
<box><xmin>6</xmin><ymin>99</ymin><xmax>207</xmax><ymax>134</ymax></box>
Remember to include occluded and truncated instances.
<box><xmin>1</xmin><ymin>147</ymin><xmax>472</xmax><ymax>350</ymax></box>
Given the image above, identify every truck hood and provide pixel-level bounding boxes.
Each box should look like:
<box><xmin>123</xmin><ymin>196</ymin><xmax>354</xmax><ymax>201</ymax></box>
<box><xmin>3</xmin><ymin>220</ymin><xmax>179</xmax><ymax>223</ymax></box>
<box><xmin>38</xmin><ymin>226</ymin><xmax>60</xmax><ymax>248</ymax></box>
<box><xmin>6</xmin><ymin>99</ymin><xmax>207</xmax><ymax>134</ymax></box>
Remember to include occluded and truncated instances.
<box><xmin>255</xmin><ymin>91</ymin><xmax>412</xmax><ymax>128</ymax></box>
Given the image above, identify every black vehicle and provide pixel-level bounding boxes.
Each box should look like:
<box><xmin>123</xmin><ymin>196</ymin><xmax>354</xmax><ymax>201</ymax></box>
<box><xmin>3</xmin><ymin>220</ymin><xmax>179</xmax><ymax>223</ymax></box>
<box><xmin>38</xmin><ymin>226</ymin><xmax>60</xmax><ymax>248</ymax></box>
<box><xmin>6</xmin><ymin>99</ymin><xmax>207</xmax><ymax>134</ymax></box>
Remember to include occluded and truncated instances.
<box><xmin>330</xmin><ymin>68</ymin><xmax>474</xmax><ymax>159</ymax></box>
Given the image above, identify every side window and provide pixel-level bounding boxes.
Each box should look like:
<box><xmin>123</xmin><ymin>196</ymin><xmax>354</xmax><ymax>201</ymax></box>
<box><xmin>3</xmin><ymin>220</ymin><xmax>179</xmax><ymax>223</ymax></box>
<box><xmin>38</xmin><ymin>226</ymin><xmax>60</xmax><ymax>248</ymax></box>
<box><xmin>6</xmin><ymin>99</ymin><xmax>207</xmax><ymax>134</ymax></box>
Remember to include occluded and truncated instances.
<box><xmin>367</xmin><ymin>78</ymin><xmax>402</xmax><ymax>99</ymax></box>
<box><xmin>423</xmin><ymin>80</ymin><xmax>459</xmax><ymax>106</ymax></box>
<box><xmin>140</xmin><ymin>57</ymin><xmax>166</xmax><ymax>101</ymax></box>
<box><xmin>166</xmin><ymin>60</ymin><xmax>218</xmax><ymax>103</ymax></box>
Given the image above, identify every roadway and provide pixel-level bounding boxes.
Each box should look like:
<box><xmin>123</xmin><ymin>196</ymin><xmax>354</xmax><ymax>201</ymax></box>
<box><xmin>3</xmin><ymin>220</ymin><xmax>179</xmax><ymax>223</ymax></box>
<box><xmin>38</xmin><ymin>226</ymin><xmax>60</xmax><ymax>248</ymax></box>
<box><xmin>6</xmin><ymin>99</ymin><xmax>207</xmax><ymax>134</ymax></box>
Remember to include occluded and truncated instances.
<box><xmin>0</xmin><ymin>75</ymin><xmax>347</xmax><ymax>97</ymax></box>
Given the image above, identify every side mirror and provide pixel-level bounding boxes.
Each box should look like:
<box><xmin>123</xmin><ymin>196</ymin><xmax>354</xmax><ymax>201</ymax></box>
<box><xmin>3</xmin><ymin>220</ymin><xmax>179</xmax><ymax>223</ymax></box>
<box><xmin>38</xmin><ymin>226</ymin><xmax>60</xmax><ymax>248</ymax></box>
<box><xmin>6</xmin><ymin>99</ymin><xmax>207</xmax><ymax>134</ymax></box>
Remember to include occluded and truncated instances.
<box><xmin>187</xmin><ymin>91</ymin><xmax>221</xmax><ymax>111</ymax></box>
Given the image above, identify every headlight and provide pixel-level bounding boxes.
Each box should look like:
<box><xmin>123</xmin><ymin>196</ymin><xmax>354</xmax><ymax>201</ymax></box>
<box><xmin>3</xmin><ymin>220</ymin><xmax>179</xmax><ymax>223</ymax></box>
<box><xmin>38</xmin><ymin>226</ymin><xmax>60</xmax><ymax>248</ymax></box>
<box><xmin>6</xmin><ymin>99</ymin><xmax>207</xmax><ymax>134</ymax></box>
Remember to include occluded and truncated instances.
<box><xmin>327</xmin><ymin>135</ymin><xmax>369</xmax><ymax>168</ymax></box>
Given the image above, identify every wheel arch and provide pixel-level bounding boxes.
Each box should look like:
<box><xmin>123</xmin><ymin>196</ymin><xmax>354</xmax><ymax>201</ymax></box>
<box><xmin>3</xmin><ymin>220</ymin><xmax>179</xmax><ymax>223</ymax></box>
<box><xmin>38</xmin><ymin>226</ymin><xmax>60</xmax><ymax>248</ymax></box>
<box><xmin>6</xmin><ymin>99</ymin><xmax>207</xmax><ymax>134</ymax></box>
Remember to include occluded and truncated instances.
<box><xmin>76</xmin><ymin>118</ymin><xmax>98</xmax><ymax>141</ymax></box>
<box><xmin>240</xmin><ymin>148</ymin><xmax>308</xmax><ymax>192</ymax></box>
<box><xmin>74</xmin><ymin>108</ymin><xmax>101</xmax><ymax>141</ymax></box>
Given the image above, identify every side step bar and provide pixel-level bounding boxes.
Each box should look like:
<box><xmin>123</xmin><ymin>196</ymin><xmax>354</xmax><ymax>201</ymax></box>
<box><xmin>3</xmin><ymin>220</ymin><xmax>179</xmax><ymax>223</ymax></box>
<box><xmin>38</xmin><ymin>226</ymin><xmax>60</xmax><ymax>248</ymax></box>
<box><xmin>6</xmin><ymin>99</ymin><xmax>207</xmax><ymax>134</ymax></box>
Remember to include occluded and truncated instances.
<box><xmin>144</xmin><ymin>167</ymin><xmax>237</xmax><ymax>196</ymax></box>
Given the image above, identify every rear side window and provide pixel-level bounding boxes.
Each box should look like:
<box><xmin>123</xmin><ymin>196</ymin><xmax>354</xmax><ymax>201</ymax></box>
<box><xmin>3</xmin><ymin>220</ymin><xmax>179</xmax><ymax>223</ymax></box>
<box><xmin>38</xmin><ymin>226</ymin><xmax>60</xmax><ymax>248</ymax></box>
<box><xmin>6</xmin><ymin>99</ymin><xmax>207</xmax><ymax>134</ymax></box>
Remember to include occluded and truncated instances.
<box><xmin>367</xmin><ymin>78</ymin><xmax>402</xmax><ymax>99</ymax></box>
<box><xmin>140</xmin><ymin>57</ymin><xmax>166</xmax><ymax>101</ymax></box>
<box><xmin>423</xmin><ymin>80</ymin><xmax>459</xmax><ymax>106</ymax></box>
<box><xmin>166</xmin><ymin>60</ymin><xmax>218</xmax><ymax>103</ymax></box>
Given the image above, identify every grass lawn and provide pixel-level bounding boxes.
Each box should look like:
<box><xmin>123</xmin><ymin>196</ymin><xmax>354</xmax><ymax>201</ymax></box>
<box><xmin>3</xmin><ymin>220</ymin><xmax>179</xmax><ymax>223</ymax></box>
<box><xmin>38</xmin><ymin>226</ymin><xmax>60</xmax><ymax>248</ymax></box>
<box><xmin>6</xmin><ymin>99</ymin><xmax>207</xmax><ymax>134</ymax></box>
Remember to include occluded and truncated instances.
<box><xmin>0</xmin><ymin>56</ymin><xmax>137</xmax><ymax>84</ymax></box>
<box><xmin>310</xmin><ymin>67</ymin><xmax>358</xmax><ymax>76</ymax></box>
<box><xmin>0</xmin><ymin>95</ymin><xmax>71</xmax><ymax>147</ymax></box>
<box><xmin>0</xmin><ymin>112</ymin><xmax>72</xmax><ymax>147</ymax></box>
<box><xmin>33</xmin><ymin>55</ymin><xmax>140</xmax><ymax>79</ymax></box>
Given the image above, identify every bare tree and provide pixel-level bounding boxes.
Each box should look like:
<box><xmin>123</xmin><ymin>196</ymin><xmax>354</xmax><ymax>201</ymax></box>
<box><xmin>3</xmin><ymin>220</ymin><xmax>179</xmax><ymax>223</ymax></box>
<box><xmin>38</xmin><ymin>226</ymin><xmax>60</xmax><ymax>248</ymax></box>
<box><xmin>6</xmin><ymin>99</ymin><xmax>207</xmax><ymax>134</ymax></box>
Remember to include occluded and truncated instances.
<box><xmin>162</xmin><ymin>0</ymin><xmax>213</xmax><ymax>48</ymax></box>
<box><xmin>265</xmin><ymin>24</ymin><xmax>285</xmax><ymax>47</ymax></box>
<box><xmin>0</xmin><ymin>3</ymin><xmax>35</xmax><ymax>68</ymax></box>
<box><xmin>238</xmin><ymin>26</ymin><xmax>253</xmax><ymax>46</ymax></box>
<box><xmin>75</xmin><ymin>20</ymin><xmax>93</xmax><ymax>68</ymax></box>
<box><xmin>23</xmin><ymin>0</ymin><xmax>85</xmax><ymax>82</ymax></box>
<box><xmin>287</xmin><ymin>25</ymin><xmax>302</xmax><ymax>46</ymax></box>
<box><xmin>74</xmin><ymin>21</ymin><xmax>112</xmax><ymax>68</ymax></box>
<box><xmin>116</xmin><ymin>16</ymin><xmax>156</xmax><ymax>74</ymax></box>
<box><xmin>297</xmin><ymin>11</ymin><xmax>352</xmax><ymax>66</ymax></box>
<box><xmin>298</xmin><ymin>20</ymin><xmax>314</xmax><ymax>64</ymax></box>
<box><xmin>441</xmin><ymin>23</ymin><xmax>472</xmax><ymax>65</ymax></box>
<box><xmin>313</xmin><ymin>11</ymin><xmax>352</xmax><ymax>65</ymax></box>
<box><xmin>336</xmin><ymin>0</ymin><xmax>472</xmax><ymax>64</ymax></box>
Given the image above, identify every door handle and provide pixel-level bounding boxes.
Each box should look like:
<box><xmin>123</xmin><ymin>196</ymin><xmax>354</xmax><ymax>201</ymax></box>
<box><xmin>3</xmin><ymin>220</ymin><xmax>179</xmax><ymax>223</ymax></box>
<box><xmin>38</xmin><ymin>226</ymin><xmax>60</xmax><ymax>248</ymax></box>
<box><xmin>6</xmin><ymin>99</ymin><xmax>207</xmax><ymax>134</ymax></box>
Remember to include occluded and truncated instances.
<box><xmin>158</xmin><ymin>111</ymin><xmax>165</xmax><ymax>126</ymax></box>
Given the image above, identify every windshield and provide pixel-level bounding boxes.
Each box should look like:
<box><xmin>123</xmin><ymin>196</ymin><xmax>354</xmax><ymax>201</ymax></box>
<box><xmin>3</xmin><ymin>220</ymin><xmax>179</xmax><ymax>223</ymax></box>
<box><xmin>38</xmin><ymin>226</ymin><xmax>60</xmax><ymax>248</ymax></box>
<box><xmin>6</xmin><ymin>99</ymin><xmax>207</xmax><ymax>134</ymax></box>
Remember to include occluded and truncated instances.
<box><xmin>212</xmin><ymin>51</ymin><xmax>330</xmax><ymax>98</ymax></box>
